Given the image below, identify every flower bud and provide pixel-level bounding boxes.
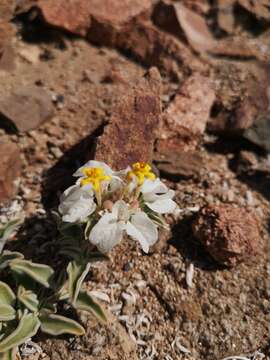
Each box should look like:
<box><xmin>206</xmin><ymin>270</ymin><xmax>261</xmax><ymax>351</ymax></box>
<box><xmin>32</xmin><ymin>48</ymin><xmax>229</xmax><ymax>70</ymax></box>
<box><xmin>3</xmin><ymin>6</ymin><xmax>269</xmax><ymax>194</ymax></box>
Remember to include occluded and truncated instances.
<box><xmin>103</xmin><ymin>200</ymin><xmax>114</xmax><ymax>212</ymax></box>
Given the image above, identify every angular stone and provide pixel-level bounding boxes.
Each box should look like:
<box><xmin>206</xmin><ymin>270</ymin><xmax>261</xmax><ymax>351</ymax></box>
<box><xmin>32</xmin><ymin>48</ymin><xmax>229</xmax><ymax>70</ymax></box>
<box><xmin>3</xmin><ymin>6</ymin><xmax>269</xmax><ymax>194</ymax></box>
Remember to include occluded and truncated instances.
<box><xmin>116</xmin><ymin>20</ymin><xmax>204</xmax><ymax>79</ymax></box>
<box><xmin>153</xmin><ymin>1</ymin><xmax>216</xmax><ymax>54</ymax></box>
<box><xmin>0</xmin><ymin>141</ymin><xmax>21</xmax><ymax>202</ymax></box>
<box><xmin>217</xmin><ymin>0</ymin><xmax>235</xmax><ymax>33</ymax></box>
<box><xmin>157</xmin><ymin>73</ymin><xmax>215</xmax><ymax>152</ymax></box>
<box><xmin>38</xmin><ymin>0</ymin><xmax>153</xmax><ymax>37</ymax></box>
<box><xmin>38</xmin><ymin>0</ymin><xmax>92</xmax><ymax>36</ymax></box>
<box><xmin>154</xmin><ymin>150</ymin><xmax>205</xmax><ymax>179</ymax></box>
<box><xmin>243</xmin><ymin>113</ymin><xmax>270</xmax><ymax>152</ymax></box>
<box><xmin>0</xmin><ymin>21</ymin><xmax>14</xmax><ymax>56</ymax></box>
<box><xmin>0</xmin><ymin>0</ymin><xmax>15</xmax><ymax>21</ymax></box>
<box><xmin>37</xmin><ymin>0</ymin><xmax>203</xmax><ymax>79</ymax></box>
<box><xmin>208</xmin><ymin>63</ymin><xmax>270</xmax><ymax>136</ymax></box>
<box><xmin>238</xmin><ymin>0</ymin><xmax>270</xmax><ymax>21</ymax></box>
<box><xmin>94</xmin><ymin>68</ymin><xmax>162</xmax><ymax>170</ymax></box>
<box><xmin>192</xmin><ymin>204</ymin><xmax>263</xmax><ymax>267</ymax></box>
<box><xmin>0</xmin><ymin>86</ymin><xmax>54</xmax><ymax>132</ymax></box>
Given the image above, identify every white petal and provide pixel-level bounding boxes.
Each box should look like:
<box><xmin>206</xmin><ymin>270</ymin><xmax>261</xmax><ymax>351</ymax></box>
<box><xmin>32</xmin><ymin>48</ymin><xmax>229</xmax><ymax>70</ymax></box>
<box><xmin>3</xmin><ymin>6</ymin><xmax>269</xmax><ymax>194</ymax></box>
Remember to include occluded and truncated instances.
<box><xmin>108</xmin><ymin>176</ymin><xmax>124</xmax><ymax>192</ymax></box>
<box><xmin>59</xmin><ymin>185</ymin><xmax>96</xmax><ymax>222</ymax></box>
<box><xmin>112</xmin><ymin>200</ymin><xmax>130</xmax><ymax>222</ymax></box>
<box><xmin>73</xmin><ymin>160</ymin><xmax>113</xmax><ymax>177</ymax></box>
<box><xmin>141</xmin><ymin>178</ymin><xmax>166</xmax><ymax>194</ymax></box>
<box><xmin>89</xmin><ymin>213</ymin><xmax>123</xmax><ymax>253</ymax></box>
<box><xmin>126</xmin><ymin>212</ymin><xmax>158</xmax><ymax>253</ymax></box>
<box><xmin>146</xmin><ymin>198</ymin><xmax>177</xmax><ymax>214</ymax></box>
<box><xmin>141</xmin><ymin>179</ymin><xmax>170</xmax><ymax>202</ymax></box>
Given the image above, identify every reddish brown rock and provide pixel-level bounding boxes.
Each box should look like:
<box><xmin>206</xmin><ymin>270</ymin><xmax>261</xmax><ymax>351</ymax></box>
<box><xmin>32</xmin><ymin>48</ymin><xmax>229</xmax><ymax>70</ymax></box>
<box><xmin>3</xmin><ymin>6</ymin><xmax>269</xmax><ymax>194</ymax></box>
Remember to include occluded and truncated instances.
<box><xmin>153</xmin><ymin>1</ymin><xmax>216</xmax><ymax>54</ymax></box>
<box><xmin>0</xmin><ymin>142</ymin><xmax>21</xmax><ymax>202</ymax></box>
<box><xmin>157</xmin><ymin>73</ymin><xmax>215</xmax><ymax>152</ymax></box>
<box><xmin>217</xmin><ymin>0</ymin><xmax>235</xmax><ymax>34</ymax></box>
<box><xmin>0</xmin><ymin>21</ymin><xmax>14</xmax><ymax>56</ymax></box>
<box><xmin>94</xmin><ymin>68</ymin><xmax>161</xmax><ymax>170</ymax></box>
<box><xmin>116</xmin><ymin>20</ymin><xmax>204</xmax><ymax>79</ymax></box>
<box><xmin>154</xmin><ymin>150</ymin><xmax>205</xmax><ymax>179</ymax></box>
<box><xmin>208</xmin><ymin>63</ymin><xmax>270</xmax><ymax>136</ymax></box>
<box><xmin>238</xmin><ymin>0</ymin><xmax>270</xmax><ymax>21</ymax></box>
<box><xmin>38</xmin><ymin>0</ymin><xmax>91</xmax><ymax>36</ymax></box>
<box><xmin>38</xmin><ymin>0</ymin><xmax>152</xmax><ymax>38</ymax></box>
<box><xmin>0</xmin><ymin>0</ymin><xmax>15</xmax><ymax>21</ymax></box>
<box><xmin>37</xmin><ymin>0</ymin><xmax>203</xmax><ymax>79</ymax></box>
<box><xmin>192</xmin><ymin>204</ymin><xmax>263</xmax><ymax>267</ymax></box>
<box><xmin>0</xmin><ymin>86</ymin><xmax>54</xmax><ymax>132</ymax></box>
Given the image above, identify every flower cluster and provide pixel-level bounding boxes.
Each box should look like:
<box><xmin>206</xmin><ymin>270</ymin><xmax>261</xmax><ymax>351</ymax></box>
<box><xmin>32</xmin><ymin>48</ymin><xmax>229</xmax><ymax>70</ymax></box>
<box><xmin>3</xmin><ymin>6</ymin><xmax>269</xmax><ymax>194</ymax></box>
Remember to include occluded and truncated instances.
<box><xmin>58</xmin><ymin>161</ymin><xmax>177</xmax><ymax>253</ymax></box>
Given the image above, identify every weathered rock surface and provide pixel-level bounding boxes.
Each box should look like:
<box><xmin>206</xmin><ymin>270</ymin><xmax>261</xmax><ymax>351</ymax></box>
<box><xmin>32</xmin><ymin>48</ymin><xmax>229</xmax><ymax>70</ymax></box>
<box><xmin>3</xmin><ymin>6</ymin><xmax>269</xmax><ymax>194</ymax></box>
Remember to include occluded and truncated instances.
<box><xmin>0</xmin><ymin>86</ymin><xmax>54</xmax><ymax>132</ymax></box>
<box><xmin>153</xmin><ymin>1</ymin><xmax>216</xmax><ymax>54</ymax></box>
<box><xmin>192</xmin><ymin>204</ymin><xmax>263</xmax><ymax>267</ymax></box>
<box><xmin>0</xmin><ymin>20</ymin><xmax>15</xmax><ymax>71</ymax></box>
<box><xmin>0</xmin><ymin>141</ymin><xmax>21</xmax><ymax>202</ymax></box>
<box><xmin>208</xmin><ymin>62</ymin><xmax>270</xmax><ymax>136</ymax></box>
<box><xmin>157</xmin><ymin>73</ymin><xmax>215</xmax><ymax>152</ymax></box>
<box><xmin>243</xmin><ymin>113</ymin><xmax>270</xmax><ymax>152</ymax></box>
<box><xmin>0</xmin><ymin>0</ymin><xmax>15</xmax><ymax>21</ymax></box>
<box><xmin>94</xmin><ymin>67</ymin><xmax>162</xmax><ymax>170</ymax></box>
<box><xmin>37</xmin><ymin>0</ymin><xmax>204</xmax><ymax>79</ymax></box>
<box><xmin>38</xmin><ymin>0</ymin><xmax>153</xmax><ymax>38</ymax></box>
<box><xmin>238</xmin><ymin>0</ymin><xmax>270</xmax><ymax>21</ymax></box>
<box><xmin>154</xmin><ymin>150</ymin><xmax>205</xmax><ymax>179</ymax></box>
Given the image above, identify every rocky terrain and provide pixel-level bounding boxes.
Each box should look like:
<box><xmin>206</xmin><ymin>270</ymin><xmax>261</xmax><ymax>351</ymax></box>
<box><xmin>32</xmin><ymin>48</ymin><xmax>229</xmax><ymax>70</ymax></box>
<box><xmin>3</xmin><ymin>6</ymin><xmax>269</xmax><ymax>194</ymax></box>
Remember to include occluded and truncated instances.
<box><xmin>1</xmin><ymin>1</ymin><xmax>270</xmax><ymax>359</ymax></box>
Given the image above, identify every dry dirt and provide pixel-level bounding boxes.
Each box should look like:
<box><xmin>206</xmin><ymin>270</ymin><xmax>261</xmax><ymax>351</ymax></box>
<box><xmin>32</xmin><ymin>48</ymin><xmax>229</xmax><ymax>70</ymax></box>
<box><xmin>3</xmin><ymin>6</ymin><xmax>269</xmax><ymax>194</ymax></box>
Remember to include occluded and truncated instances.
<box><xmin>1</xmin><ymin>4</ymin><xmax>270</xmax><ymax>360</ymax></box>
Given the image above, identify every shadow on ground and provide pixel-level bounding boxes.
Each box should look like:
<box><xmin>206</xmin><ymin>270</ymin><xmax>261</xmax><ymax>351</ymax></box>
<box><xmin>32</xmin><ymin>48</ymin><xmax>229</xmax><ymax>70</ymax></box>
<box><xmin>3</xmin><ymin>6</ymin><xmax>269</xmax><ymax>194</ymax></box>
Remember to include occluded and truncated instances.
<box><xmin>168</xmin><ymin>213</ymin><xmax>226</xmax><ymax>272</ymax></box>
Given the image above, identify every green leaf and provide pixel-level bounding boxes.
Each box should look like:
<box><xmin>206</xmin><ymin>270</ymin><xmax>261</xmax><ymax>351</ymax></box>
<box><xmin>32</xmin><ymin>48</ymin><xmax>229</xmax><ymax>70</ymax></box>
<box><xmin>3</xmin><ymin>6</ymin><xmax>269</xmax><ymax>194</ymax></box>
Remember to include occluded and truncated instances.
<box><xmin>0</xmin><ymin>305</ymin><xmax>16</xmax><ymax>322</ymax></box>
<box><xmin>0</xmin><ymin>218</ymin><xmax>23</xmax><ymax>254</ymax></box>
<box><xmin>0</xmin><ymin>313</ymin><xmax>40</xmax><ymax>353</ymax></box>
<box><xmin>39</xmin><ymin>314</ymin><xmax>85</xmax><ymax>336</ymax></box>
<box><xmin>0</xmin><ymin>347</ymin><xmax>19</xmax><ymax>360</ymax></box>
<box><xmin>75</xmin><ymin>291</ymin><xmax>106</xmax><ymax>323</ymax></box>
<box><xmin>9</xmin><ymin>260</ymin><xmax>54</xmax><ymax>288</ymax></box>
<box><xmin>85</xmin><ymin>252</ymin><xmax>109</xmax><ymax>263</ymax></box>
<box><xmin>58</xmin><ymin>246</ymin><xmax>83</xmax><ymax>260</ymax></box>
<box><xmin>67</xmin><ymin>261</ymin><xmax>90</xmax><ymax>304</ymax></box>
<box><xmin>0</xmin><ymin>252</ymin><xmax>24</xmax><ymax>271</ymax></box>
<box><xmin>59</xmin><ymin>223</ymin><xmax>83</xmax><ymax>241</ymax></box>
<box><xmin>17</xmin><ymin>287</ymin><xmax>39</xmax><ymax>313</ymax></box>
<box><xmin>0</xmin><ymin>282</ymin><xmax>15</xmax><ymax>307</ymax></box>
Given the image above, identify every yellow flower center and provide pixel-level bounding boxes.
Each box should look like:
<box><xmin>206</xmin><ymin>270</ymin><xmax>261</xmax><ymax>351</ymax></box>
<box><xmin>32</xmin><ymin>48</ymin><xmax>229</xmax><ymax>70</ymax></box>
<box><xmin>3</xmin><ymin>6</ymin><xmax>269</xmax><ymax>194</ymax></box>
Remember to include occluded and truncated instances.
<box><xmin>127</xmin><ymin>162</ymin><xmax>156</xmax><ymax>185</ymax></box>
<box><xmin>80</xmin><ymin>167</ymin><xmax>111</xmax><ymax>192</ymax></box>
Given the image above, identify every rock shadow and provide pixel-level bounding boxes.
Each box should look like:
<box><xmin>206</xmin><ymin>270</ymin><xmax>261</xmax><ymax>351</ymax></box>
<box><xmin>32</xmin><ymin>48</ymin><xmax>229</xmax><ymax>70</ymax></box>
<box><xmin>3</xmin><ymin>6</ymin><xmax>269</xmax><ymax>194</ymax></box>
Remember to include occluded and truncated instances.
<box><xmin>168</xmin><ymin>214</ymin><xmax>226</xmax><ymax>271</ymax></box>
<box><xmin>41</xmin><ymin>128</ymin><xmax>103</xmax><ymax>211</ymax></box>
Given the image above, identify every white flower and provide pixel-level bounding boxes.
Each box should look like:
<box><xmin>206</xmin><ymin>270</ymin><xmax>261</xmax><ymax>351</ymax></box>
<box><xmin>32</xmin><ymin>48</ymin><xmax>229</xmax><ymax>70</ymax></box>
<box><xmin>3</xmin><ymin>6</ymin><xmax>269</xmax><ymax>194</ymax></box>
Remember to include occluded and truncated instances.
<box><xmin>89</xmin><ymin>200</ymin><xmax>158</xmax><ymax>253</ymax></box>
<box><xmin>73</xmin><ymin>160</ymin><xmax>122</xmax><ymax>192</ymax></box>
<box><xmin>141</xmin><ymin>179</ymin><xmax>177</xmax><ymax>214</ymax></box>
<box><xmin>58</xmin><ymin>184</ymin><xmax>96</xmax><ymax>223</ymax></box>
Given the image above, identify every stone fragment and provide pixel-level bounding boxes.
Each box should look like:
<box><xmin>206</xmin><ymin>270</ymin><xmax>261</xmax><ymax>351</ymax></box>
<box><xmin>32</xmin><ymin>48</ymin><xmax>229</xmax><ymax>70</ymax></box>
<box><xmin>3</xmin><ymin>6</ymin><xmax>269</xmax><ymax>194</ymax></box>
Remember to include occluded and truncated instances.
<box><xmin>238</xmin><ymin>0</ymin><xmax>270</xmax><ymax>21</ymax></box>
<box><xmin>208</xmin><ymin>62</ymin><xmax>270</xmax><ymax>136</ymax></box>
<box><xmin>157</xmin><ymin>73</ymin><xmax>215</xmax><ymax>152</ymax></box>
<box><xmin>0</xmin><ymin>141</ymin><xmax>21</xmax><ymax>202</ymax></box>
<box><xmin>0</xmin><ymin>86</ymin><xmax>54</xmax><ymax>132</ymax></box>
<box><xmin>217</xmin><ymin>0</ymin><xmax>235</xmax><ymax>33</ymax></box>
<box><xmin>243</xmin><ymin>114</ymin><xmax>270</xmax><ymax>152</ymax></box>
<box><xmin>154</xmin><ymin>150</ymin><xmax>205</xmax><ymax>179</ymax></box>
<box><xmin>0</xmin><ymin>0</ymin><xmax>15</xmax><ymax>21</ymax></box>
<box><xmin>94</xmin><ymin>68</ymin><xmax>162</xmax><ymax>170</ymax></box>
<box><xmin>38</xmin><ymin>0</ymin><xmax>91</xmax><ymax>36</ymax></box>
<box><xmin>153</xmin><ymin>1</ymin><xmax>216</xmax><ymax>54</ymax></box>
<box><xmin>0</xmin><ymin>21</ymin><xmax>14</xmax><ymax>57</ymax></box>
<box><xmin>38</xmin><ymin>0</ymin><xmax>152</xmax><ymax>37</ymax></box>
<box><xmin>192</xmin><ymin>204</ymin><xmax>263</xmax><ymax>267</ymax></box>
<box><xmin>37</xmin><ymin>0</ymin><xmax>203</xmax><ymax>79</ymax></box>
<box><xmin>116</xmin><ymin>20</ymin><xmax>204</xmax><ymax>79</ymax></box>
